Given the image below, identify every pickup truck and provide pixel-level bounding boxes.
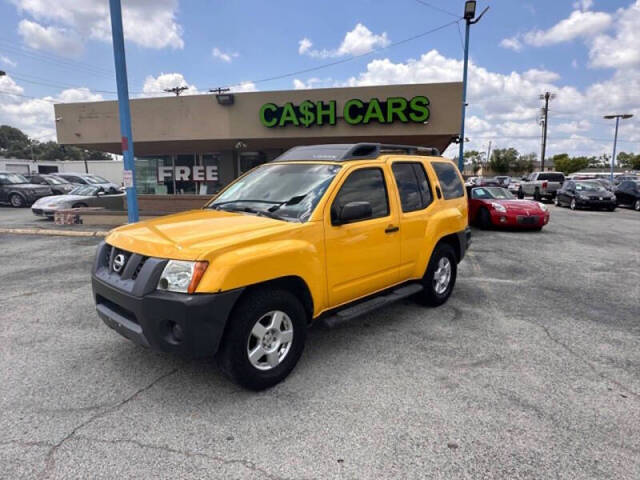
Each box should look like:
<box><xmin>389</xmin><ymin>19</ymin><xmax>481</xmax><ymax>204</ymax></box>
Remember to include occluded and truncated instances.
<box><xmin>92</xmin><ymin>143</ymin><xmax>470</xmax><ymax>390</ymax></box>
<box><xmin>517</xmin><ymin>171</ymin><xmax>565</xmax><ymax>201</ymax></box>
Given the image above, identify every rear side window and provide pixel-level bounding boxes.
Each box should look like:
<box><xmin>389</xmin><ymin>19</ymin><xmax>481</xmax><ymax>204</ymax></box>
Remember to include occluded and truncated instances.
<box><xmin>391</xmin><ymin>162</ymin><xmax>433</xmax><ymax>212</ymax></box>
<box><xmin>332</xmin><ymin>168</ymin><xmax>389</xmax><ymax>222</ymax></box>
<box><xmin>538</xmin><ymin>173</ymin><xmax>565</xmax><ymax>182</ymax></box>
<box><xmin>432</xmin><ymin>162</ymin><xmax>464</xmax><ymax>199</ymax></box>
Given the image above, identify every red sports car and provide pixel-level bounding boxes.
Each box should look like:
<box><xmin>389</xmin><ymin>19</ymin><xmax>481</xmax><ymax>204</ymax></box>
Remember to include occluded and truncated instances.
<box><xmin>467</xmin><ymin>186</ymin><xmax>550</xmax><ymax>230</ymax></box>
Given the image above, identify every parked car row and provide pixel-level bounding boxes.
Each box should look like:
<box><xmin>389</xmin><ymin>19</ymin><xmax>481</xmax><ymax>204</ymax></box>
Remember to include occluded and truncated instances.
<box><xmin>0</xmin><ymin>171</ymin><xmax>123</xmax><ymax>210</ymax></box>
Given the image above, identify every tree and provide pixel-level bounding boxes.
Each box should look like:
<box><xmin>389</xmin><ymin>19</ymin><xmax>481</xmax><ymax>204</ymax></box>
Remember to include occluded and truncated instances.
<box><xmin>617</xmin><ymin>152</ymin><xmax>640</xmax><ymax>170</ymax></box>
<box><xmin>552</xmin><ymin>153</ymin><xmax>590</xmax><ymax>174</ymax></box>
<box><xmin>513</xmin><ymin>153</ymin><xmax>536</xmax><ymax>174</ymax></box>
<box><xmin>0</xmin><ymin>124</ymin><xmax>110</xmax><ymax>160</ymax></box>
<box><xmin>489</xmin><ymin>148</ymin><xmax>518</xmax><ymax>174</ymax></box>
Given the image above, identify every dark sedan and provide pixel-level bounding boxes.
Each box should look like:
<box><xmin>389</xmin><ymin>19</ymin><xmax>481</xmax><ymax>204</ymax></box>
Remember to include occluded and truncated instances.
<box><xmin>555</xmin><ymin>180</ymin><xmax>617</xmax><ymax>211</ymax></box>
<box><xmin>25</xmin><ymin>174</ymin><xmax>76</xmax><ymax>195</ymax></box>
<box><xmin>615</xmin><ymin>180</ymin><xmax>640</xmax><ymax>211</ymax></box>
<box><xmin>0</xmin><ymin>171</ymin><xmax>53</xmax><ymax>207</ymax></box>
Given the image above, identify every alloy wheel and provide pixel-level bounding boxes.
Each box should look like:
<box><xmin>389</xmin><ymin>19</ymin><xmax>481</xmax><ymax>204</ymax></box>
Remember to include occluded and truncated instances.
<box><xmin>246</xmin><ymin>310</ymin><xmax>294</xmax><ymax>371</ymax></box>
<box><xmin>635</xmin><ymin>200</ymin><xmax>640</xmax><ymax>211</ymax></box>
<box><xmin>570</xmin><ymin>199</ymin><xmax>576</xmax><ymax>210</ymax></box>
<box><xmin>10</xmin><ymin>194</ymin><xmax>24</xmax><ymax>207</ymax></box>
<box><xmin>433</xmin><ymin>257</ymin><xmax>452</xmax><ymax>295</ymax></box>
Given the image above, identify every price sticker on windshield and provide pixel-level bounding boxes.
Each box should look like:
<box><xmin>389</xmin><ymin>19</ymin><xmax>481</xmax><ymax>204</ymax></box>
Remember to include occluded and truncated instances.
<box><xmin>122</xmin><ymin>170</ymin><xmax>134</xmax><ymax>188</ymax></box>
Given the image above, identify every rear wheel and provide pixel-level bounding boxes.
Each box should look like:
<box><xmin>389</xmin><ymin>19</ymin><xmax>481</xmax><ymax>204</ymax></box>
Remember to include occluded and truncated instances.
<box><xmin>216</xmin><ymin>288</ymin><xmax>307</xmax><ymax>391</ymax></box>
<box><xmin>554</xmin><ymin>196</ymin><xmax>560</xmax><ymax>207</ymax></box>
<box><xmin>478</xmin><ymin>207</ymin><xmax>492</xmax><ymax>229</ymax></box>
<box><xmin>72</xmin><ymin>202</ymin><xmax>88</xmax><ymax>208</ymax></box>
<box><xmin>9</xmin><ymin>193</ymin><xmax>25</xmax><ymax>208</ymax></box>
<box><xmin>533</xmin><ymin>189</ymin><xmax>541</xmax><ymax>201</ymax></box>
<box><xmin>416</xmin><ymin>243</ymin><xmax>457</xmax><ymax>307</ymax></box>
<box><xmin>517</xmin><ymin>188</ymin><xmax>524</xmax><ymax>199</ymax></box>
<box><xmin>570</xmin><ymin>198</ymin><xmax>577</xmax><ymax>210</ymax></box>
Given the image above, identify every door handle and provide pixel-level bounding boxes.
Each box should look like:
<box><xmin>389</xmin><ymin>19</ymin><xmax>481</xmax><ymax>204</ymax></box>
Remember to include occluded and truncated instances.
<box><xmin>385</xmin><ymin>225</ymin><xmax>399</xmax><ymax>234</ymax></box>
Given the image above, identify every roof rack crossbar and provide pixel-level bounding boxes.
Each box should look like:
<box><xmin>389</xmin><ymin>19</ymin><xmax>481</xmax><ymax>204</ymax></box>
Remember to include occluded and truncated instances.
<box><xmin>273</xmin><ymin>143</ymin><xmax>440</xmax><ymax>162</ymax></box>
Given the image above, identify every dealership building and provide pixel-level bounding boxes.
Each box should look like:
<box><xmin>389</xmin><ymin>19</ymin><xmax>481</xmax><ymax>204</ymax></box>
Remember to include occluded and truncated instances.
<box><xmin>54</xmin><ymin>82</ymin><xmax>462</xmax><ymax>208</ymax></box>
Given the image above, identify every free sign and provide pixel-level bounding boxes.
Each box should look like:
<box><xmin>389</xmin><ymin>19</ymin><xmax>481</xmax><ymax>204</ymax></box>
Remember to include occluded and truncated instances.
<box><xmin>157</xmin><ymin>166</ymin><xmax>219</xmax><ymax>183</ymax></box>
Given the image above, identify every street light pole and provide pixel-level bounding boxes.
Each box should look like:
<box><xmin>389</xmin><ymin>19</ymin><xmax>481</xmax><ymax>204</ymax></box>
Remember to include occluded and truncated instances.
<box><xmin>109</xmin><ymin>0</ymin><xmax>139</xmax><ymax>223</ymax></box>
<box><xmin>603</xmin><ymin>114</ymin><xmax>633</xmax><ymax>183</ymax></box>
<box><xmin>458</xmin><ymin>1</ymin><xmax>489</xmax><ymax>172</ymax></box>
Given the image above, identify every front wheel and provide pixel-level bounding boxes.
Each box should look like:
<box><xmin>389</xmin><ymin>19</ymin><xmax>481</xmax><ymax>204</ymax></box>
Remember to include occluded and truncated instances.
<box><xmin>416</xmin><ymin>243</ymin><xmax>457</xmax><ymax>307</ymax></box>
<box><xmin>635</xmin><ymin>199</ymin><xmax>640</xmax><ymax>211</ymax></box>
<box><xmin>216</xmin><ymin>288</ymin><xmax>307</xmax><ymax>391</ymax></box>
<box><xmin>477</xmin><ymin>208</ymin><xmax>492</xmax><ymax>229</ymax></box>
<box><xmin>554</xmin><ymin>196</ymin><xmax>560</xmax><ymax>207</ymax></box>
<box><xmin>10</xmin><ymin>193</ymin><xmax>25</xmax><ymax>208</ymax></box>
<box><xmin>570</xmin><ymin>198</ymin><xmax>577</xmax><ymax>210</ymax></box>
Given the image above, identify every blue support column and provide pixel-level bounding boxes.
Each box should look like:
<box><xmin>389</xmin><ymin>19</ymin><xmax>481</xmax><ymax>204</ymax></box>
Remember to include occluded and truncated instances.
<box><xmin>109</xmin><ymin>0</ymin><xmax>139</xmax><ymax>223</ymax></box>
<box><xmin>610</xmin><ymin>116</ymin><xmax>619</xmax><ymax>184</ymax></box>
<box><xmin>458</xmin><ymin>20</ymin><xmax>471</xmax><ymax>172</ymax></box>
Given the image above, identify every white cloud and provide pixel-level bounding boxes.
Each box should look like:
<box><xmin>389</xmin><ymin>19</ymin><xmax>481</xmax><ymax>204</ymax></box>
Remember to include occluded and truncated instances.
<box><xmin>298</xmin><ymin>23</ymin><xmax>390</xmax><ymax>58</ymax></box>
<box><xmin>0</xmin><ymin>74</ymin><xmax>104</xmax><ymax>141</ymax></box>
<box><xmin>141</xmin><ymin>72</ymin><xmax>199</xmax><ymax>97</ymax></box>
<box><xmin>588</xmin><ymin>0</ymin><xmax>640</xmax><ymax>69</ymax></box>
<box><xmin>500</xmin><ymin>37</ymin><xmax>522</xmax><ymax>52</ymax></box>
<box><xmin>9</xmin><ymin>0</ymin><xmax>184</xmax><ymax>51</ymax></box>
<box><xmin>522</xmin><ymin>69</ymin><xmax>561</xmax><ymax>83</ymax></box>
<box><xmin>1</xmin><ymin>55</ymin><xmax>17</xmax><ymax>67</ymax></box>
<box><xmin>18</xmin><ymin>19</ymin><xmax>83</xmax><ymax>57</ymax></box>
<box><xmin>522</xmin><ymin>9</ymin><xmax>612</xmax><ymax>46</ymax></box>
<box><xmin>230</xmin><ymin>81</ymin><xmax>257</xmax><ymax>93</ymax></box>
<box><xmin>292</xmin><ymin>77</ymin><xmax>333</xmax><ymax>90</ymax></box>
<box><xmin>212</xmin><ymin>47</ymin><xmax>238</xmax><ymax>63</ymax></box>
<box><xmin>573</xmin><ymin>0</ymin><xmax>594</xmax><ymax>10</ymax></box>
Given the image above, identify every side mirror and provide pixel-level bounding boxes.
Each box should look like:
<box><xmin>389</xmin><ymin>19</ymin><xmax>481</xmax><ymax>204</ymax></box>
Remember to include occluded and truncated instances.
<box><xmin>335</xmin><ymin>201</ymin><xmax>372</xmax><ymax>225</ymax></box>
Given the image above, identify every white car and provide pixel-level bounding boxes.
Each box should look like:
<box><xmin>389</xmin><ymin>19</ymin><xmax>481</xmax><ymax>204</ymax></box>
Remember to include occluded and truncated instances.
<box><xmin>31</xmin><ymin>185</ymin><xmax>125</xmax><ymax>218</ymax></box>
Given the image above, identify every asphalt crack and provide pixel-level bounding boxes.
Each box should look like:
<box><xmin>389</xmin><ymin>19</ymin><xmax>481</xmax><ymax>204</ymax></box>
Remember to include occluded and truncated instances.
<box><xmin>37</xmin><ymin>368</ymin><xmax>179</xmax><ymax>479</ymax></box>
<box><xmin>71</xmin><ymin>435</ymin><xmax>312</xmax><ymax>480</ymax></box>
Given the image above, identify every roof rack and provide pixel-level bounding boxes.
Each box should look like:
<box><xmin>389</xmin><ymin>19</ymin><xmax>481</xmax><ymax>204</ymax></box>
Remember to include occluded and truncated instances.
<box><xmin>273</xmin><ymin>143</ymin><xmax>440</xmax><ymax>163</ymax></box>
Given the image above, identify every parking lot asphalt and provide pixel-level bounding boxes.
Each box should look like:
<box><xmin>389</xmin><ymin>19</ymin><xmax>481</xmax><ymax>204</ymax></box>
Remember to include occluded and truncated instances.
<box><xmin>1</xmin><ymin>205</ymin><xmax>639</xmax><ymax>479</ymax></box>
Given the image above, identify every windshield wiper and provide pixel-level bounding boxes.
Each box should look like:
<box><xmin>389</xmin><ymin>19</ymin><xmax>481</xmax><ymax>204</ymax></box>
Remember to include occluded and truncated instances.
<box><xmin>211</xmin><ymin>199</ymin><xmax>281</xmax><ymax>209</ymax></box>
<box><xmin>267</xmin><ymin>194</ymin><xmax>308</xmax><ymax>212</ymax></box>
<box><xmin>217</xmin><ymin>204</ymin><xmax>291</xmax><ymax>222</ymax></box>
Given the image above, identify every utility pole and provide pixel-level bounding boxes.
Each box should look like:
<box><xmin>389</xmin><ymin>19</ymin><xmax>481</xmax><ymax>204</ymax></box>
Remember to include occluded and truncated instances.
<box><xmin>209</xmin><ymin>87</ymin><xmax>230</xmax><ymax>95</ymax></box>
<box><xmin>539</xmin><ymin>92</ymin><xmax>555</xmax><ymax>171</ymax></box>
<box><xmin>603</xmin><ymin>114</ymin><xmax>633</xmax><ymax>183</ymax></box>
<box><xmin>485</xmin><ymin>140</ymin><xmax>492</xmax><ymax>166</ymax></box>
<box><xmin>458</xmin><ymin>1</ymin><xmax>489</xmax><ymax>172</ymax></box>
<box><xmin>164</xmin><ymin>86</ymin><xmax>189</xmax><ymax>96</ymax></box>
<box><xmin>109</xmin><ymin>0</ymin><xmax>139</xmax><ymax>223</ymax></box>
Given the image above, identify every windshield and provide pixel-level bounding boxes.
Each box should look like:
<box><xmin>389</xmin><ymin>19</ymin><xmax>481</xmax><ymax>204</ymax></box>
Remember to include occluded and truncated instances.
<box><xmin>85</xmin><ymin>175</ymin><xmax>109</xmax><ymax>184</ymax></box>
<box><xmin>45</xmin><ymin>176</ymin><xmax>68</xmax><ymax>185</ymax></box>
<box><xmin>0</xmin><ymin>173</ymin><xmax>29</xmax><ymax>185</ymax></box>
<box><xmin>472</xmin><ymin>187</ymin><xmax>514</xmax><ymax>200</ymax></box>
<box><xmin>576</xmin><ymin>181</ymin><xmax>605</xmax><ymax>192</ymax></box>
<box><xmin>210</xmin><ymin>163</ymin><xmax>341</xmax><ymax>222</ymax></box>
<box><xmin>70</xmin><ymin>185</ymin><xmax>99</xmax><ymax>196</ymax></box>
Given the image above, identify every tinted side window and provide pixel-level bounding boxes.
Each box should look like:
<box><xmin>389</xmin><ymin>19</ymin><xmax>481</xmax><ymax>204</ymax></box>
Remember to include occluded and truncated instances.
<box><xmin>392</xmin><ymin>162</ymin><xmax>433</xmax><ymax>212</ymax></box>
<box><xmin>432</xmin><ymin>162</ymin><xmax>464</xmax><ymax>199</ymax></box>
<box><xmin>332</xmin><ymin>168</ymin><xmax>389</xmax><ymax>223</ymax></box>
<box><xmin>538</xmin><ymin>173</ymin><xmax>565</xmax><ymax>182</ymax></box>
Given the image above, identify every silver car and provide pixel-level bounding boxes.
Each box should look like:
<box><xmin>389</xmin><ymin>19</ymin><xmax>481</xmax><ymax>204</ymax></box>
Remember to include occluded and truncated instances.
<box><xmin>31</xmin><ymin>185</ymin><xmax>125</xmax><ymax>218</ymax></box>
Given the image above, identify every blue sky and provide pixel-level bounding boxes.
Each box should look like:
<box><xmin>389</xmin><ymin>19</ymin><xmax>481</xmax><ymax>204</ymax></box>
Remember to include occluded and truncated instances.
<box><xmin>1</xmin><ymin>0</ymin><xmax>639</xmax><ymax>159</ymax></box>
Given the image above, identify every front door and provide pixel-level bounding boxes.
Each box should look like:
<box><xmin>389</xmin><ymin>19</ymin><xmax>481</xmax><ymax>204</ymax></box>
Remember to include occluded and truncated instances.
<box><xmin>324</xmin><ymin>166</ymin><xmax>401</xmax><ymax>307</ymax></box>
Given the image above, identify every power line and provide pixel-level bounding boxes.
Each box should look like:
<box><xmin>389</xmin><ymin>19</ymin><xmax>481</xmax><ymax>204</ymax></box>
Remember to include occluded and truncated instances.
<box><xmin>455</xmin><ymin>21</ymin><xmax>465</xmax><ymax>52</ymax></box>
<box><xmin>413</xmin><ymin>0</ymin><xmax>461</xmax><ymax>18</ymax></box>
<box><xmin>218</xmin><ymin>19</ymin><xmax>459</xmax><ymax>90</ymax></box>
<box><xmin>0</xmin><ymin>89</ymin><xmax>56</xmax><ymax>102</ymax></box>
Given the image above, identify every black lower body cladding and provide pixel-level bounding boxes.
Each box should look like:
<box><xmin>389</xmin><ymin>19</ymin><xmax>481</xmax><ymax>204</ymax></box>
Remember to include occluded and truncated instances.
<box><xmin>455</xmin><ymin>227</ymin><xmax>472</xmax><ymax>262</ymax></box>
<box><xmin>92</xmin><ymin>275</ymin><xmax>243</xmax><ymax>357</ymax></box>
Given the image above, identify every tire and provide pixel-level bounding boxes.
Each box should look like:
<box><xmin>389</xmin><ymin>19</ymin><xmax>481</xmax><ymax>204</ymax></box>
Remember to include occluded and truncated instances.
<box><xmin>478</xmin><ymin>207</ymin><xmax>492</xmax><ymax>229</ymax></box>
<box><xmin>570</xmin><ymin>198</ymin><xmax>577</xmax><ymax>210</ymax></box>
<box><xmin>554</xmin><ymin>196</ymin><xmax>560</xmax><ymax>207</ymax></box>
<box><xmin>9</xmin><ymin>193</ymin><xmax>25</xmax><ymax>208</ymax></box>
<box><xmin>532</xmin><ymin>226</ymin><xmax>543</xmax><ymax>231</ymax></box>
<box><xmin>416</xmin><ymin>243</ymin><xmax>457</xmax><ymax>307</ymax></box>
<box><xmin>533</xmin><ymin>189</ymin><xmax>541</xmax><ymax>202</ymax></box>
<box><xmin>635</xmin><ymin>199</ymin><xmax>640</xmax><ymax>211</ymax></box>
<box><xmin>72</xmin><ymin>202</ymin><xmax>88</xmax><ymax>208</ymax></box>
<box><xmin>517</xmin><ymin>188</ymin><xmax>524</xmax><ymax>200</ymax></box>
<box><xmin>607</xmin><ymin>206</ymin><xmax>616</xmax><ymax>212</ymax></box>
<box><xmin>216</xmin><ymin>288</ymin><xmax>307</xmax><ymax>391</ymax></box>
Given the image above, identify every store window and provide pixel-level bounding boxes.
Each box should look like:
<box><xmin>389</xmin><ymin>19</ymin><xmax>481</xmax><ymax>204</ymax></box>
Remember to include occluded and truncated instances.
<box><xmin>136</xmin><ymin>153</ymin><xmax>225</xmax><ymax>195</ymax></box>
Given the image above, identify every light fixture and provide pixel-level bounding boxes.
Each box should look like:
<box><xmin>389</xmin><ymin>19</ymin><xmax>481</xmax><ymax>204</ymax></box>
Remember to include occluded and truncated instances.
<box><xmin>216</xmin><ymin>93</ymin><xmax>235</xmax><ymax>105</ymax></box>
<box><xmin>464</xmin><ymin>1</ymin><xmax>477</xmax><ymax>20</ymax></box>
<box><xmin>604</xmin><ymin>114</ymin><xmax>633</xmax><ymax>119</ymax></box>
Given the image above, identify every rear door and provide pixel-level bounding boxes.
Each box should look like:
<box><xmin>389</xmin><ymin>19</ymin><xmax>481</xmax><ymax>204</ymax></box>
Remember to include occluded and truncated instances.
<box><xmin>324</xmin><ymin>165</ymin><xmax>401</xmax><ymax>307</ymax></box>
<box><xmin>389</xmin><ymin>160</ymin><xmax>436</xmax><ymax>280</ymax></box>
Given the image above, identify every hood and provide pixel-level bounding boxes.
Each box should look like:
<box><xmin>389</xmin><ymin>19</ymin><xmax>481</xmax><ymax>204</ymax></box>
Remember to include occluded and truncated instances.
<box><xmin>491</xmin><ymin>199</ymin><xmax>545</xmax><ymax>212</ymax></box>
<box><xmin>106</xmin><ymin>209</ymin><xmax>300</xmax><ymax>260</ymax></box>
<box><xmin>33</xmin><ymin>194</ymin><xmax>90</xmax><ymax>206</ymax></box>
<box><xmin>6</xmin><ymin>183</ymin><xmax>48</xmax><ymax>191</ymax></box>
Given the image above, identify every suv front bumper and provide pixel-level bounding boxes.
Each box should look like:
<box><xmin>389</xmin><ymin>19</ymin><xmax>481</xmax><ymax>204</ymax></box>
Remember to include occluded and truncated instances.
<box><xmin>92</xmin><ymin>241</ymin><xmax>243</xmax><ymax>357</ymax></box>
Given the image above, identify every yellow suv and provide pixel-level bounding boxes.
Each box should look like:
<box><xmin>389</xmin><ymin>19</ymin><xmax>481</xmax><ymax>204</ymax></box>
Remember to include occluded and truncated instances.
<box><xmin>92</xmin><ymin>143</ymin><xmax>470</xmax><ymax>390</ymax></box>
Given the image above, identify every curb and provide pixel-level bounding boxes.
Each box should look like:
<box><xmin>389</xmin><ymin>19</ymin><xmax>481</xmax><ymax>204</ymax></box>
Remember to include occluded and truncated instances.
<box><xmin>0</xmin><ymin>227</ymin><xmax>109</xmax><ymax>238</ymax></box>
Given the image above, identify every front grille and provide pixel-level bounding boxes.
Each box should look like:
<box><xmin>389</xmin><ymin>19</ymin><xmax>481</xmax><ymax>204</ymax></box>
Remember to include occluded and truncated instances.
<box><xmin>517</xmin><ymin>215</ymin><xmax>539</xmax><ymax>225</ymax></box>
<box><xmin>132</xmin><ymin>257</ymin><xmax>147</xmax><ymax>280</ymax></box>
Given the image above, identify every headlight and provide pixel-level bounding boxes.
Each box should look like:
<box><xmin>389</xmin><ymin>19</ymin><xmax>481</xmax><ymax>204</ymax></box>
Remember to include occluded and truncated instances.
<box><xmin>491</xmin><ymin>202</ymin><xmax>507</xmax><ymax>213</ymax></box>
<box><xmin>538</xmin><ymin>202</ymin><xmax>548</xmax><ymax>211</ymax></box>
<box><xmin>157</xmin><ymin>260</ymin><xmax>208</xmax><ymax>294</ymax></box>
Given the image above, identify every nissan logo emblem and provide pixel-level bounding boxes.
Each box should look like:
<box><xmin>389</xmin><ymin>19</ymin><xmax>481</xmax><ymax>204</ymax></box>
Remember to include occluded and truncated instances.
<box><xmin>113</xmin><ymin>254</ymin><xmax>126</xmax><ymax>273</ymax></box>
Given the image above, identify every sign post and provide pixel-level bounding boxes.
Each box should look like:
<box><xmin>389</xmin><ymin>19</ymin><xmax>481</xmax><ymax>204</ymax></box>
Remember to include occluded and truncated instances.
<box><xmin>109</xmin><ymin>0</ymin><xmax>139</xmax><ymax>223</ymax></box>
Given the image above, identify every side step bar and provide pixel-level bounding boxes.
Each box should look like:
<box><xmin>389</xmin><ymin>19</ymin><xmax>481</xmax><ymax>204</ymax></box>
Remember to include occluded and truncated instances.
<box><xmin>320</xmin><ymin>283</ymin><xmax>423</xmax><ymax>329</ymax></box>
